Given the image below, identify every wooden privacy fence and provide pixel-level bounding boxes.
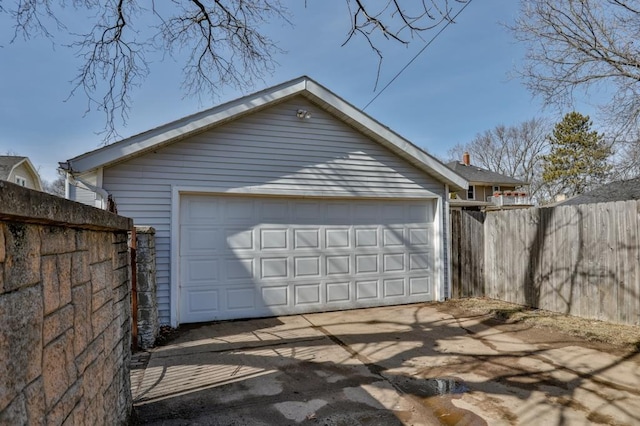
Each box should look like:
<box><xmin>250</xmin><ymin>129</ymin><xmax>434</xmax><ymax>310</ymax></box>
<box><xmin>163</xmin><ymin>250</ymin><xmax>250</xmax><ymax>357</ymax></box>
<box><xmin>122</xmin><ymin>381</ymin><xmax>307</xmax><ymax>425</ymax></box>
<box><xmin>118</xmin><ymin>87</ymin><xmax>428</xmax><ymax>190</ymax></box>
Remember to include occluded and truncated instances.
<box><xmin>450</xmin><ymin>210</ymin><xmax>485</xmax><ymax>298</ymax></box>
<box><xmin>450</xmin><ymin>201</ymin><xmax>640</xmax><ymax>326</ymax></box>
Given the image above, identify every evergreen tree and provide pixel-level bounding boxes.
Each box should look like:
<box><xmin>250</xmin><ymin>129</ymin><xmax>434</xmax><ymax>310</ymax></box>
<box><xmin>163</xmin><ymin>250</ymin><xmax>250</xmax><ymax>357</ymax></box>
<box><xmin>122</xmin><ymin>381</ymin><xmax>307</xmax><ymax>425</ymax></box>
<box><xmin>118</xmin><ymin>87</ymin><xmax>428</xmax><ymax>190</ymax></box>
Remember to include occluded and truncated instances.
<box><xmin>542</xmin><ymin>112</ymin><xmax>612</xmax><ymax>197</ymax></box>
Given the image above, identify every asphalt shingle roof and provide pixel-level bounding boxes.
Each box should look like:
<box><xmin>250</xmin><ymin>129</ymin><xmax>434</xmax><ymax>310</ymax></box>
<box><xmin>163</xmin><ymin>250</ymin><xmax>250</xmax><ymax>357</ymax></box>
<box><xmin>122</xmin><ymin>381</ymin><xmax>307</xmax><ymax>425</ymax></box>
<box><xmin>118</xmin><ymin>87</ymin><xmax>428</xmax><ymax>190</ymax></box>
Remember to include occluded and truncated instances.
<box><xmin>0</xmin><ymin>156</ymin><xmax>27</xmax><ymax>181</ymax></box>
<box><xmin>446</xmin><ymin>161</ymin><xmax>527</xmax><ymax>186</ymax></box>
<box><xmin>559</xmin><ymin>176</ymin><xmax>640</xmax><ymax>206</ymax></box>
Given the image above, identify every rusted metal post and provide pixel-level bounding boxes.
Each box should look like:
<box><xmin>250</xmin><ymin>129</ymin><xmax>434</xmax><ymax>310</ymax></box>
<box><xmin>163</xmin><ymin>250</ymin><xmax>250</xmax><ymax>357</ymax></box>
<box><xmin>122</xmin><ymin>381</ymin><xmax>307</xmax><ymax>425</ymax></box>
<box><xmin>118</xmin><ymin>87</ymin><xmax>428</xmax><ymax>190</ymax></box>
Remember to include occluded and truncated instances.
<box><xmin>130</xmin><ymin>227</ymin><xmax>138</xmax><ymax>351</ymax></box>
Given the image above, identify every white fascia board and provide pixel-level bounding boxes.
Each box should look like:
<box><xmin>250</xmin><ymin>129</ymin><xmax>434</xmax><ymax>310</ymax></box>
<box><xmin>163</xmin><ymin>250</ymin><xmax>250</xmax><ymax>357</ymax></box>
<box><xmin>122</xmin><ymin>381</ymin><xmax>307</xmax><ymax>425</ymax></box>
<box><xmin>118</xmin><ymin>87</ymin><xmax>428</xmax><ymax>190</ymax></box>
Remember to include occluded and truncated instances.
<box><xmin>67</xmin><ymin>79</ymin><xmax>309</xmax><ymax>174</ymax></box>
<box><xmin>304</xmin><ymin>80</ymin><xmax>468</xmax><ymax>191</ymax></box>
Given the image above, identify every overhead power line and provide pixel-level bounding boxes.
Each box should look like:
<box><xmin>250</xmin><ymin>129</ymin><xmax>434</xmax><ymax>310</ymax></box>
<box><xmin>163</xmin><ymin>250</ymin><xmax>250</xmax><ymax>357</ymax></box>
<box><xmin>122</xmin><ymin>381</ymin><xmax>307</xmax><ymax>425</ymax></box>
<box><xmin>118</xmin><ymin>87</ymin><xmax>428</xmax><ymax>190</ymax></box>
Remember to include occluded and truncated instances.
<box><xmin>362</xmin><ymin>0</ymin><xmax>475</xmax><ymax>111</ymax></box>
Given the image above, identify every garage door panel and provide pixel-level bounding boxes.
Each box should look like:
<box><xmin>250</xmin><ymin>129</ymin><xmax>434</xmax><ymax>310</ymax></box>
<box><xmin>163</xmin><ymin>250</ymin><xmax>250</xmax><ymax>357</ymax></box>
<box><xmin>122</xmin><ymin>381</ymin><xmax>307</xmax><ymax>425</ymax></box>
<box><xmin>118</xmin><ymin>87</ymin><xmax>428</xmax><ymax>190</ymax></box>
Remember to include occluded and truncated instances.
<box><xmin>261</xmin><ymin>286</ymin><xmax>289</xmax><ymax>307</ymax></box>
<box><xmin>182</xmin><ymin>258</ymin><xmax>219</xmax><ymax>284</ymax></box>
<box><xmin>356</xmin><ymin>280</ymin><xmax>379</xmax><ymax>300</ymax></box>
<box><xmin>383</xmin><ymin>228</ymin><xmax>405</xmax><ymax>246</ymax></box>
<box><xmin>383</xmin><ymin>253</ymin><xmax>405</xmax><ymax>272</ymax></box>
<box><xmin>355</xmin><ymin>254</ymin><xmax>378</xmax><ymax>274</ymax></box>
<box><xmin>261</xmin><ymin>257</ymin><xmax>288</xmax><ymax>279</ymax></box>
<box><xmin>326</xmin><ymin>282</ymin><xmax>350</xmax><ymax>303</ymax></box>
<box><xmin>382</xmin><ymin>204</ymin><xmax>406</xmax><ymax>221</ymax></box>
<box><xmin>409</xmin><ymin>253</ymin><xmax>431</xmax><ymax>271</ymax></box>
<box><xmin>409</xmin><ymin>277</ymin><xmax>431</xmax><ymax>295</ymax></box>
<box><xmin>409</xmin><ymin>203</ymin><xmax>433</xmax><ymax>222</ymax></box>
<box><xmin>355</xmin><ymin>228</ymin><xmax>378</xmax><ymax>247</ymax></box>
<box><xmin>179</xmin><ymin>195</ymin><xmax>435</xmax><ymax>323</ymax></box>
<box><xmin>294</xmin><ymin>229</ymin><xmax>320</xmax><ymax>249</ymax></box>
<box><xmin>226</xmin><ymin>229</ymin><xmax>254</xmax><ymax>250</ymax></box>
<box><xmin>383</xmin><ymin>278</ymin><xmax>406</xmax><ymax>297</ymax></box>
<box><xmin>326</xmin><ymin>255</ymin><xmax>350</xmax><ymax>275</ymax></box>
<box><xmin>181</xmin><ymin>288</ymin><xmax>219</xmax><ymax>316</ymax></box>
<box><xmin>223</xmin><ymin>199</ymin><xmax>255</xmax><ymax>223</ymax></box>
<box><xmin>294</xmin><ymin>201</ymin><xmax>322</xmax><ymax>222</ymax></box>
<box><xmin>261</xmin><ymin>200</ymin><xmax>290</xmax><ymax>221</ymax></box>
<box><xmin>180</xmin><ymin>227</ymin><xmax>220</xmax><ymax>255</ymax></box>
<box><xmin>295</xmin><ymin>283</ymin><xmax>321</xmax><ymax>305</ymax></box>
<box><xmin>326</xmin><ymin>228</ymin><xmax>350</xmax><ymax>248</ymax></box>
<box><xmin>409</xmin><ymin>228</ymin><xmax>431</xmax><ymax>246</ymax></box>
<box><xmin>326</xmin><ymin>203</ymin><xmax>351</xmax><ymax>223</ymax></box>
<box><xmin>226</xmin><ymin>258</ymin><xmax>254</xmax><ymax>280</ymax></box>
<box><xmin>294</xmin><ymin>256</ymin><xmax>320</xmax><ymax>277</ymax></box>
<box><xmin>182</xmin><ymin>198</ymin><xmax>221</xmax><ymax>224</ymax></box>
<box><xmin>227</xmin><ymin>288</ymin><xmax>256</xmax><ymax>310</ymax></box>
<box><xmin>260</xmin><ymin>228</ymin><xmax>289</xmax><ymax>250</ymax></box>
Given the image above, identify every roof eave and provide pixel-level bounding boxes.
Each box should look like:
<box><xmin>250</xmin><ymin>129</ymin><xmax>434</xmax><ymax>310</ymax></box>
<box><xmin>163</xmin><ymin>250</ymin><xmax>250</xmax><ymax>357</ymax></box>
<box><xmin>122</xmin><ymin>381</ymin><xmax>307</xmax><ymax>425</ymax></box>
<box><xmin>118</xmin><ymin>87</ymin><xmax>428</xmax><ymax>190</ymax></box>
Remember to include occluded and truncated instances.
<box><xmin>65</xmin><ymin>76</ymin><xmax>468</xmax><ymax>191</ymax></box>
<box><xmin>66</xmin><ymin>77</ymin><xmax>310</xmax><ymax>174</ymax></box>
<box><xmin>302</xmin><ymin>80</ymin><xmax>468</xmax><ymax>191</ymax></box>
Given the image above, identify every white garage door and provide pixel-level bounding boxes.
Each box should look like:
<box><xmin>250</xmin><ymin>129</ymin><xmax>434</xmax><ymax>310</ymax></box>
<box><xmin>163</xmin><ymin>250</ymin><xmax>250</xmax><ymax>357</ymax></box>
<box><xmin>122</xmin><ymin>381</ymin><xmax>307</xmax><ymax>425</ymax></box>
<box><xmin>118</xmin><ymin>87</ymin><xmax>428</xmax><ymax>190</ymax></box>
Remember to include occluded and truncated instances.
<box><xmin>179</xmin><ymin>195</ymin><xmax>436</xmax><ymax>323</ymax></box>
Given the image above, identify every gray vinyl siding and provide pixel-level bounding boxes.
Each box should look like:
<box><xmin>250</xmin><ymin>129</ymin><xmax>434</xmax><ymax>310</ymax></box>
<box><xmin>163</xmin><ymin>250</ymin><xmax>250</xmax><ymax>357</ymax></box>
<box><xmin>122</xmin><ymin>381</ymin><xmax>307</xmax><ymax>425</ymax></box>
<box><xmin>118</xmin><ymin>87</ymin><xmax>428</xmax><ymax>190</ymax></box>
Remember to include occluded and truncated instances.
<box><xmin>69</xmin><ymin>172</ymin><xmax>98</xmax><ymax>206</ymax></box>
<box><xmin>102</xmin><ymin>96</ymin><xmax>446</xmax><ymax>324</ymax></box>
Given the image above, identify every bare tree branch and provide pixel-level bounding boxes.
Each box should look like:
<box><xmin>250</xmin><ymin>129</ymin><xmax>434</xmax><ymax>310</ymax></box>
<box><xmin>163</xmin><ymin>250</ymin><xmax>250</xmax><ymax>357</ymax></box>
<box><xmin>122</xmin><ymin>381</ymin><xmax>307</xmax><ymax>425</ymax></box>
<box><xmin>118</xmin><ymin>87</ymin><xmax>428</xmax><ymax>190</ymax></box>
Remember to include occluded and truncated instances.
<box><xmin>343</xmin><ymin>0</ymin><xmax>468</xmax><ymax>89</ymax></box>
<box><xmin>512</xmin><ymin>0</ymin><xmax>640</xmax><ymax>138</ymax></box>
<box><xmin>2</xmin><ymin>0</ymin><xmax>467</xmax><ymax>143</ymax></box>
<box><xmin>66</xmin><ymin>0</ymin><xmax>148</xmax><ymax>141</ymax></box>
<box><xmin>10</xmin><ymin>0</ymin><xmax>64</xmax><ymax>41</ymax></box>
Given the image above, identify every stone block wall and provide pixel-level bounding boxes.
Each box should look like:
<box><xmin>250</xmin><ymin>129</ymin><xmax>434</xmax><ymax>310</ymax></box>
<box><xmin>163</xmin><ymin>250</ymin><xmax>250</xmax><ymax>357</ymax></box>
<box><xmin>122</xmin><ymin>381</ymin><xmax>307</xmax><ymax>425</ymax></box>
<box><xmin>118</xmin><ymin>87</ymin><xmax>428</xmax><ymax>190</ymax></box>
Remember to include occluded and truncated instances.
<box><xmin>133</xmin><ymin>226</ymin><xmax>158</xmax><ymax>349</ymax></box>
<box><xmin>0</xmin><ymin>181</ymin><xmax>133</xmax><ymax>425</ymax></box>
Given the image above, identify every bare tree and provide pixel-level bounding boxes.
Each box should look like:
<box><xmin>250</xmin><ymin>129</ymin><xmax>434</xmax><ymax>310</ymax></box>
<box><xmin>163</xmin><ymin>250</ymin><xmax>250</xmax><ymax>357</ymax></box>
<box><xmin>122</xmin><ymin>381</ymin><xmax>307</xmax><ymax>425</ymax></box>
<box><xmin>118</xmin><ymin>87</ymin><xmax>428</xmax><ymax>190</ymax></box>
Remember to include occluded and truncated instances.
<box><xmin>3</xmin><ymin>0</ymin><xmax>467</xmax><ymax>142</ymax></box>
<box><xmin>447</xmin><ymin>118</ymin><xmax>551</xmax><ymax>202</ymax></box>
<box><xmin>513</xmin><ymin>0</ymin><xmax>640</xmax><ymax>177</ymax></box>
<box><xmin>43</xmin><ymin>175</ymin><xmax>66</xmax><ymax>197</ymax></box>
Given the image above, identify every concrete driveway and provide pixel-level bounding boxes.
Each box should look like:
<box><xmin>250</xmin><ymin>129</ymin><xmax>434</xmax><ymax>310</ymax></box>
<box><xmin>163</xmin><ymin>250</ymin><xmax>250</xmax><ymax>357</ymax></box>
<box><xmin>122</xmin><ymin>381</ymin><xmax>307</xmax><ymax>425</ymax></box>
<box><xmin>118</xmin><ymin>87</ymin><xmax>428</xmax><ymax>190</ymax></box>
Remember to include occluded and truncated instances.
<box><xmin>131</xmin><ymin>303</ymin><xmax>640</xmax><ymax>425</ymax></box>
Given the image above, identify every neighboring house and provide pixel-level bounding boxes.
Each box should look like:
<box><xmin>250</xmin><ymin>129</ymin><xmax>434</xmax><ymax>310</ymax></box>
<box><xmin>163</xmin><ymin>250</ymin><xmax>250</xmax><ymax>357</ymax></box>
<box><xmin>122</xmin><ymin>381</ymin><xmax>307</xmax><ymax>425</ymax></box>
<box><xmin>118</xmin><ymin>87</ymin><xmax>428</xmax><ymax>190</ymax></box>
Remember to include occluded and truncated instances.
<box><xmin>556</xmin><ymin>176</ymin><xmax>640</xmax><ymax>206</ymax></box>
<box><xmin>446</xmin><ymin>152</ymin><xmax>531</xmax><ymax>210</ymax></box>
<box><xmin>0</xmin><ymin>156</ymin><xmax>43</xmax><ymax>191</ymax></box>
<box><xmin>60</xmin><ymin>76</ymin><xmax>468</xmax><ymax>327</ymax></box>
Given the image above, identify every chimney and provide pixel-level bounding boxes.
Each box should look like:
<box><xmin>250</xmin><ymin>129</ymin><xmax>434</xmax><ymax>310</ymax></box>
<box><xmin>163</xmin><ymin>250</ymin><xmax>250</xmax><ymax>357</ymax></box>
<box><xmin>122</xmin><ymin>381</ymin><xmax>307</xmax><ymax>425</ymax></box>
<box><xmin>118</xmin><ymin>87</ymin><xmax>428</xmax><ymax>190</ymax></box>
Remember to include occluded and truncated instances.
<box><xmin>462</xmin><ymin>151</ymin><xmax>470</xmax><ymax>166</ymax></box>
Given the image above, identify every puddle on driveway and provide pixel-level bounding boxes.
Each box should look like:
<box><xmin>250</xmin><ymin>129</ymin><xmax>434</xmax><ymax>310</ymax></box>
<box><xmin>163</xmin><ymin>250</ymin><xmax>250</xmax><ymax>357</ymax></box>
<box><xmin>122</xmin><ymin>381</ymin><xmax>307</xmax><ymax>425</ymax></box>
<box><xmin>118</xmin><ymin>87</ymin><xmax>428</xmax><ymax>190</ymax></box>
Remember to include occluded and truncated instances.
<box><xmin>394</xmin><ymin>376</ymin><xmax>469</xmax><ymax>398</ymax></box>
<box><xmin>395</xmin><ymin>376</ymin><xmax>486</xmax><ymax>426</ymax></box>
<box><xmin>416</xmin><ymin>378</ymin><xmax>469</xmax><ymax>397</ymax></box>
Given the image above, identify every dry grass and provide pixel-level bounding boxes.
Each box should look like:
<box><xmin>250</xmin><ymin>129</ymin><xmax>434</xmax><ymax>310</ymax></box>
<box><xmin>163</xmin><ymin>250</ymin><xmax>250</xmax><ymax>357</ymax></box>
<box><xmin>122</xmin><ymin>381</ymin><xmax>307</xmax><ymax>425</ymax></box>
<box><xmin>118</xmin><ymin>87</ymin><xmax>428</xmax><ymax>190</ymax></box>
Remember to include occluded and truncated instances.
<box><xmin>444</xmin><ymin>298</ymin><xmax>640</xmax><ymax>351</ymax></box>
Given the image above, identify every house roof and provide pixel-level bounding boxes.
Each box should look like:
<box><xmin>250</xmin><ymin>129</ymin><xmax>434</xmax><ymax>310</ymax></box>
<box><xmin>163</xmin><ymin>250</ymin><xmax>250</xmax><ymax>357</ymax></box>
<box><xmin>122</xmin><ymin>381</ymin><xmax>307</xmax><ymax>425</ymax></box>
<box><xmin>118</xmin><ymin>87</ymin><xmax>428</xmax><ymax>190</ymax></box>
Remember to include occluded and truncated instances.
<box><xmin>0</xmin><ymin>156</ymin><xmax>43</xmax><ymax>190</ymax></box>
<box><xmin>558</xmin><ymin>176</ymin><xmax>640</xmax><ymax>206</ymax></box>
<box><xmin>0</xmin><ymin>156</ymin><xmax>27</xmax><ymax>181</ymax></box>
<box><xmin>61</xmin><ymin>76</ymin><xmax>468</xmax><ymax>191</ymax></box>
<box><xmin>446</xmin><ymin>161</ymin><xmax>527</xmax><ymax>186</ymax></box>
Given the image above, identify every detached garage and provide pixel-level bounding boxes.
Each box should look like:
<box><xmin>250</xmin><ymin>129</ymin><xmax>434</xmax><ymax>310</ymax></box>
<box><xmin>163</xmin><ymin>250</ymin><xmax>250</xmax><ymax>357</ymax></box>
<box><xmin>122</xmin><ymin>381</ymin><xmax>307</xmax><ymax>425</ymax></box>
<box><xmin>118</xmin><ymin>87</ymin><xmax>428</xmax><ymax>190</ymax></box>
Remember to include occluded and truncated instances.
<box><xmin>61</xmin><ymin>76</ymin><xmax>467</xmax><ymax>326</ymax></box>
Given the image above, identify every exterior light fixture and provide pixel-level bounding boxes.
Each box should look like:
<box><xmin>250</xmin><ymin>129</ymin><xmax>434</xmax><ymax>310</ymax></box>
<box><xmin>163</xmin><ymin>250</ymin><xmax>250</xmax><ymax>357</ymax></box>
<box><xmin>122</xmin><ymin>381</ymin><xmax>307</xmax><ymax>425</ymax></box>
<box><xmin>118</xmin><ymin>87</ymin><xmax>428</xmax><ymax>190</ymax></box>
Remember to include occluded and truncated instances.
<box><xmin>296</xmin><ymin>109</ymin><xmax>311</xmax><ymax>119</ymax></box>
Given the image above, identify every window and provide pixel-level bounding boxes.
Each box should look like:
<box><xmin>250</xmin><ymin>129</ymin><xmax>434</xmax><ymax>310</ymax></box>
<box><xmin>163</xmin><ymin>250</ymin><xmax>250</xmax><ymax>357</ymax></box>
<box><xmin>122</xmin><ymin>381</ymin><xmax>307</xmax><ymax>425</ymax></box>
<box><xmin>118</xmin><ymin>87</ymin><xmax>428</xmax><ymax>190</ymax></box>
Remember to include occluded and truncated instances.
<box><xmin>467</xmin><ymin>185</ymin><xmax>475</xmax><ymax>200</ymax></box>
<box><xmin>15</xmin><ymin>176</ymin><xmax>26</xmax><ymax>187</ymax></box>
<box><xmin>492</xmin><ymin>186</ymin><xmax>500</xmax><ymax>193</ymax></box>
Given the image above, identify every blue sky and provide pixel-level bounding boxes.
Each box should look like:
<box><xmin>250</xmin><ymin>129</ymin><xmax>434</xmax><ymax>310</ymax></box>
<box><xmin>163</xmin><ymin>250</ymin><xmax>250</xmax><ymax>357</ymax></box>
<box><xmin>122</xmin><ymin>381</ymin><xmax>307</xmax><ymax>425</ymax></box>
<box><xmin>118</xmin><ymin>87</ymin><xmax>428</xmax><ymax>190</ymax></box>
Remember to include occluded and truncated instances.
<box><xmin>0</xmin><ymin>1</ymin><xmax>579</xmax><ymax>183</ymax></box>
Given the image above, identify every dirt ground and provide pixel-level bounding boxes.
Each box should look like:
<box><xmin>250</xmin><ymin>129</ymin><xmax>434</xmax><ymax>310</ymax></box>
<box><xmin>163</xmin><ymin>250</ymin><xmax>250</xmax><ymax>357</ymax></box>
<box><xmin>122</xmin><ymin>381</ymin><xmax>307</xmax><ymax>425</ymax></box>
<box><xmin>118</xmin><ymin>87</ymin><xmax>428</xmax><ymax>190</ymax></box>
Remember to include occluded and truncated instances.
<box><xmin>441</xmin><ymin>298</ymin><xmax>640</xmax><ymax>352</ymax></box>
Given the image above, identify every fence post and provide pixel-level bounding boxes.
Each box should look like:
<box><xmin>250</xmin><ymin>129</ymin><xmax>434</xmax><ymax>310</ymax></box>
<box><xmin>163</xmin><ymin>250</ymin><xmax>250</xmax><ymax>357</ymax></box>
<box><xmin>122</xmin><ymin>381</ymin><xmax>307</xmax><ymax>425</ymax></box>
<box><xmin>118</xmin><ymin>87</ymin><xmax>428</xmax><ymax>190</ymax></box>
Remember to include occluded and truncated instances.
<box><xmin>129</xmin><ymin>227</ymin><xmax>138</xmax><ymax>351</ymax></box>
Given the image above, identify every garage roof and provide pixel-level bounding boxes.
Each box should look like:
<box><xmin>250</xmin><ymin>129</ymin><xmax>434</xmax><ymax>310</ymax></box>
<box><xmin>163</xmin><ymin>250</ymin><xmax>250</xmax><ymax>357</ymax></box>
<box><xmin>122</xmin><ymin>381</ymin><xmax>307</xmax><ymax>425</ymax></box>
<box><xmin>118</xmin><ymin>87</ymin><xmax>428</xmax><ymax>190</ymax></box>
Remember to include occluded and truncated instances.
<box><xmin>61</xmin><ymin>76</ymin><xmax>468</xmax><ymax>191</ymax></box>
